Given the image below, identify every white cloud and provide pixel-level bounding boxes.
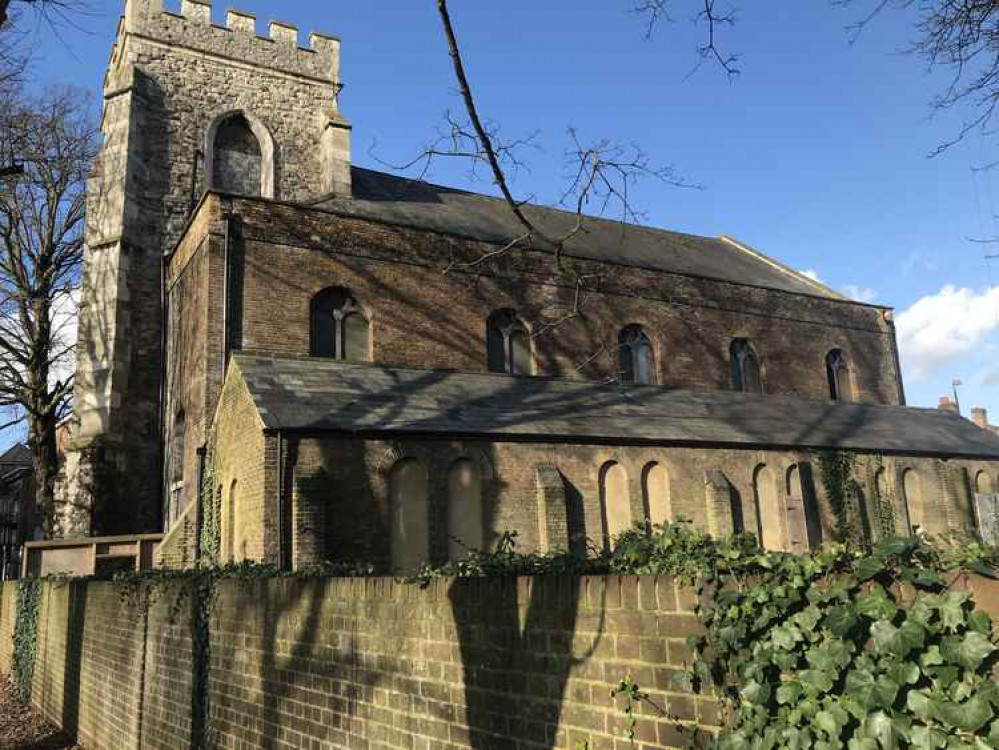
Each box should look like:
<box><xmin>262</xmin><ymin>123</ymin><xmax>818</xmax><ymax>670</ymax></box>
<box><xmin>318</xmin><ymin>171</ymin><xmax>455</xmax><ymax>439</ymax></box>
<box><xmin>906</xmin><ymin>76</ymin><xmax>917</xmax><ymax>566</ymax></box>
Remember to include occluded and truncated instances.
<box><xmin>842</xmin><ymin>285</ymin><xmax>878</xmax><ymax>304</ymax></box>
<box><xmin>896</xmin><ymin>284</ymin><xmax>999</xmax><ymax>382</ymax></box>
<box><xmin>800</xmin><ymin>269</ymin><xmax>822</xmax><ymax>283</ymax></box>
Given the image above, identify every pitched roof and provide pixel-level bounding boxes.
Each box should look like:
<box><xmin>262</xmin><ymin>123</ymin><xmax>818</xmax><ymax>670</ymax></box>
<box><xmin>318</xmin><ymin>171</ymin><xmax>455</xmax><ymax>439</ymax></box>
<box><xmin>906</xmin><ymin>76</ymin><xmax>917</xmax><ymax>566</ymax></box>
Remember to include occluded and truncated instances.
<box><xmin>232</xmin><ymin>355</ymin><xmax>999</xmax><ymax>459</ymax></box>
<box><xmin>309</xmin><ymin>168</ymin><xmax>846</xmax><ymax>301</ymax></box>
<box><xmin>0</xmin><ymin>442</ymin><xmax>30</xmax><ymax>466</ymax></box>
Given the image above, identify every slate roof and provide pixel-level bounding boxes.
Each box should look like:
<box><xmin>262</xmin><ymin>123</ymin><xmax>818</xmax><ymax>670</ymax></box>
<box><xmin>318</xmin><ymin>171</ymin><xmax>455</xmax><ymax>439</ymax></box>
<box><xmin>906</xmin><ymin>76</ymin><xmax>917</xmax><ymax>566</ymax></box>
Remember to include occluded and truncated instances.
<box><xmin>0</xmin><ymin>443</ymin><xmax>30</xmax><ymax>466</ymax></box>
<box><xmin>309</xmin><ymin>168</ymin><xmax>846</xmax><ymax>301</ymax></box>
<box><xmin>233</xmin><ymin>355</ymin><xmax>999</xmax><ymax>459</ymax></box>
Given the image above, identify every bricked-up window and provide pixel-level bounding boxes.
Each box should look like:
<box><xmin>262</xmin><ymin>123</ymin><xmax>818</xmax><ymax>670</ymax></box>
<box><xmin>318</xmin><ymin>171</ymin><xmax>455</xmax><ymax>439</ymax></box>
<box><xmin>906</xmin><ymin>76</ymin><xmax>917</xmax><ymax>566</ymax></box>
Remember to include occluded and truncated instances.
<box><xmin>310</xmin><ymin>287</ymin><xmax>371</xmax><ymax>362</ymax></box>
<box><xmin>447</xmin><ymin>458</ymin><xmax>484</xmax><ymax>560</ymax></box>
<box><xmin>902</xmin><ymin>468</ymin><xmax>922</xmax><ymax>534</ymax></box>
<box><xmin>788</xmin><ymin>463</ymin><xmax>824</xmax><ymax>551</ymax></box>
<box><xmin>618</xmin><ymin>325</ymin><xmax>654</xmax><ymax>384</ymax></box>
<box><xmin>753</xmin><ymin>464</ymin><xmax>784</xmax><ymax>551</ymax></box>
<box><xmin>826</xmin><ymin>349</ymin><xmax>854</xmax><ymax>401</ymax></box>
<box><xmin>641</xmin><ymin>462</ymin><xmax>672</xmax><ymax>527</ymax></box>
<box><xmin>390</xmin><ymin>458</ymin><xmax>430</xmax><ymax>573</ymax></box>
<box><xmin>486</xmin><ymin>309</ymin><xmax>532</xmax><ymax>375</ymax></box>
<box><xmin>599</xmin><ymin>461</ymin><xmax>631</xmax><ymax>549</ymax></box>
<box><xmin>212</xmin><ymin>114</ymin><xmax>262</xmax><ymax>197</ymax></box>
<box><xmin>730</xmin><ymin>339</ymin><xmax>763</xmax><ymax>394</ymax></box>
<box><xmin>977</xmin><ymin>470</ymin><xmax>994</xmax><ymax>494</ymax></box>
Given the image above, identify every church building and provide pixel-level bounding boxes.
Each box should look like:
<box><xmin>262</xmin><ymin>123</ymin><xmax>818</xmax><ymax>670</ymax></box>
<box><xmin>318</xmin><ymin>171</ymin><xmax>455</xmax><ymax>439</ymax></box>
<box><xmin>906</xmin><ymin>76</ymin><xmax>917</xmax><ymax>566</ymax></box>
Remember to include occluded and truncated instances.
<box><xmin>59</xmin><ymin>0</ymin><xmax>999</xmax><ymax>571</ymax></box>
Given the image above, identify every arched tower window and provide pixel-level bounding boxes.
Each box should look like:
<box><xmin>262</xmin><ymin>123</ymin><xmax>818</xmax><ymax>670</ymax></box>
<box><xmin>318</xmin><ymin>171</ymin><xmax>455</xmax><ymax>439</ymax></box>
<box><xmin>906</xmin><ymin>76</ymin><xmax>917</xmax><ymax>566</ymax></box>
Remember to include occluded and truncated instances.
<box><xmin>212</xmin><ymin>114</ymin><xmax>262</xmax><ymax>196</ymax></box>
<box><xmin>618</xmin><ymin>325</ymin><xmax>655</xmax><ymax>384</ymax></box>
<box><xmin>641</xmin><ymin>462</ymin><xmax>672</xmax><ymax>527</ymax></box>
<box><xmin>826</xmin><ymin>349</ymin><xmax>854</xmax><ymax>402</ymax></box>
<box><xmin>310</xmin><ymin>287</ymin><xmax>371</xmax><ymax>362</ymax></box>
<box><xmin>599</xmin><ymin>462</ymin><xmax>631</xmax><ymax>548</ymax></box>
<box><xmin>205</xmin><ymin>111</ymin><xmax>276</xmax><ymax>198</ymax></box>
<box><xmin>389</xmin><ymin>458</ymin><xmax>429</xmax><ymax>573</ymax></box>
<box><xmin>486</xmin><ymin>309</ymin><xmax>532</xmax><ymax>375</ymax></box>
<box><xmin>730</xmin><ymin>339</ymin><xmax>763</xmax><ymax>394</ymax></box>
<box><xmin>447</xmin><ymin>458</ymin><xmax>484</xmax><ymax>560</ymax></box>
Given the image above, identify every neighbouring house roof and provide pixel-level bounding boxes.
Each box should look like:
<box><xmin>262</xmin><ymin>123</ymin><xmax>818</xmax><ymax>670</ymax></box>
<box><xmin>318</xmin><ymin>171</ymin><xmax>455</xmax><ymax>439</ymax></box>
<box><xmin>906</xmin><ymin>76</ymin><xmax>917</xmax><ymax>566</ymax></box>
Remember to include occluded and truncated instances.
<box><xmin>232</xmin><ymin>355</ymin><xmax>999</xmax><ymax>459</ymax></box>
<box><xmin>309</xmin><ymin>168</ymin><xmax>847</xmax><ymax>301</ymax></box>
<box><xmin>0</xmin><ymin>443</ymin><xmax>30</xmax><ymax>467</ymax></box>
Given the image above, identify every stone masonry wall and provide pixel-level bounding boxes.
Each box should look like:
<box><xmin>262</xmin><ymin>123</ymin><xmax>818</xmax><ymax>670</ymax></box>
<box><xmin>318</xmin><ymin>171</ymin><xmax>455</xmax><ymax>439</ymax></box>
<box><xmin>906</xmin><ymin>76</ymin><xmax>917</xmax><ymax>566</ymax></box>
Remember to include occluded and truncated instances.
<box><xmin>1</xmin><ymin>575</ymin><xmax>717</xmax><ymax>750</ymax></box>
<box><xmin>65</xmin><ymin>0</ymin><xmax>346</xmax><ymax>536</ymax></box>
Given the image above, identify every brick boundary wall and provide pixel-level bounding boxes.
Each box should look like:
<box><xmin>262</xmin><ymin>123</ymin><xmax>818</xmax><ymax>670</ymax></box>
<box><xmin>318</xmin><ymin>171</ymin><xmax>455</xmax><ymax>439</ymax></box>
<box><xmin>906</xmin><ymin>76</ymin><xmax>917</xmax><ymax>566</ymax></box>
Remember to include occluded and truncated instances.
<box><xmin>0</xmin><ymin>575</ymin><xmax>718</xmax><ymax>750</ymax></box>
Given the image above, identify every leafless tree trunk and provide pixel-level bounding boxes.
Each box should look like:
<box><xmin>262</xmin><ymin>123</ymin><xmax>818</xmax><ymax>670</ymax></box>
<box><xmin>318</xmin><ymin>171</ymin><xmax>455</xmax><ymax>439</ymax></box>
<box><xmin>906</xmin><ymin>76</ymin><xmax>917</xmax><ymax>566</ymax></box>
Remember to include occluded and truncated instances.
<box><xmin>0</xmin><ymin>83</ymin><xmax>96</xmax><ymax>534</ymax></box>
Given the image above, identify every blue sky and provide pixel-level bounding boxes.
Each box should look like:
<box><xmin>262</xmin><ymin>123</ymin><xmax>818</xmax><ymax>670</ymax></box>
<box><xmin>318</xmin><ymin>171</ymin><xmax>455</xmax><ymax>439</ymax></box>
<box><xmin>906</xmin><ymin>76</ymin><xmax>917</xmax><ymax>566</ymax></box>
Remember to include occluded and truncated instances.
<box><xmin>20</xmin><ymin>0</ymin><xmax>999</xmax><ymax>417</ymax></box>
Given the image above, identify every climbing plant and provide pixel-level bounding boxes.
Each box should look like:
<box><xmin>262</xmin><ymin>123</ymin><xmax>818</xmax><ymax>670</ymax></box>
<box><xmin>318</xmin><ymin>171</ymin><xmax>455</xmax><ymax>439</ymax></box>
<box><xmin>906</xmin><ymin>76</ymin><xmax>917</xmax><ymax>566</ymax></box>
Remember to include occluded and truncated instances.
<box><xmin>867</xmin><ymin>455</ymin><xmax>898</xmax><ymax>542</ymax></box>
<box><xmin>816</xmin><ymin>450</ymin><xmax>857</xmax><ymax>542</ymax></box>
<box><xmin>11</xmin><ymin>577</ymin><xmax>41</xmax><ymax>704</ymax></box>
<box><xmin>198</xmin><ymin>433</ymin><xmax>220</xmax><ymax>561</ymax></box>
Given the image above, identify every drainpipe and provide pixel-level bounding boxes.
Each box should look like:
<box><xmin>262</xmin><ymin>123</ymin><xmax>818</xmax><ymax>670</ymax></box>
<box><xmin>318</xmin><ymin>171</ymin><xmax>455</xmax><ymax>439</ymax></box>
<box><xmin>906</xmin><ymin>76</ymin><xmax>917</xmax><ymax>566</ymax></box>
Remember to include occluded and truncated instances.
<box><xmin>221</xmin><ymin>206</ymin><xmax>235</xmax><ymax>377</ymax></box>
<box><xmin>195</xmin><ymin>445</ymin><xmax>206</xmax><ymax>562</ymax></box>
<box><xmin>276</xmin><ymin>430</ymin><xmax>286</xmax><ymax>570</ymax></box>
<box><xmin>159</xmin><ymin>253</ymin><xmax>169</xmax><ymax>531</ymax></box>
<box><xmin>884</xmin><ymin>310</ymin><xmax>906</xmax><ymax>406</ymax></box>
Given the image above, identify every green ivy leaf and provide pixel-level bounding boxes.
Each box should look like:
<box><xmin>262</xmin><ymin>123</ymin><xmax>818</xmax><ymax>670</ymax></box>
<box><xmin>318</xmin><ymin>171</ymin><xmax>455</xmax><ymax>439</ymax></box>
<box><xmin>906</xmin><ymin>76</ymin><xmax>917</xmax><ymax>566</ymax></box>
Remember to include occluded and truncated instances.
<box><xmin>826</xmin><ymin>605</ymin><xmax>859</xmax><ymax>638</ymax></box>
<box><xmin>740</xmin><ymin>678</ymin><xmax>770</xmax><ymax>706</ymax></box>
<box><xmin>871</xmin><ymin>619</ymin><xmax>925</xmax><ymax>659</ymax></box>
<box><xmin>935</xmin><ymin>694</ymin><xmax>994</xmax><ymax>732</ymax></box>
<box><xmin>856</xmin><ymin>556</ymin><xmax>887</xmax><ymax>583</ymax></box>
<box><xmin>865</xmin><ymin>710</ymin><xmax>899</xmax><ymax>750</ymax></box>
<box><xmin>909</xmin><ymin>724</ymin><xmax>948</xmax><ymax>749</ymax></box>
<box><xmin>906</xmin><ymin>689</ymin><xmax>936</xmax><ymax>722</ymax></box>
<box><xmin>856</xmin><ymin>585</ymin><xmax>897</xmax><ymax>620</ymax></box>
<box><xmin>800</xmin><ymin>669</ymin><xmax>835</xmax><ymax>695</ymax></box>
<box><xmin>968</xmin><ymin>610</ymin><xmax>993</xmax><ymax>636</ymax></box>
<box><xmin>941</xmin><ymin>631</ymin><xmax>996</xmax><ymax>672</ymax></box>
<box><xmin>815</xmin><ymin>709</ymin><xmax>845</xmax><ymax>737</ymax></box>
<box><xmin>776</xmin><ymin>682</ymin><xmax>802</xmax><ymax>705</ymax></box>
<box><xmin>938</xmin><ymin>590</ymin><xmax>971</xmax><ymax>633</ymax></box>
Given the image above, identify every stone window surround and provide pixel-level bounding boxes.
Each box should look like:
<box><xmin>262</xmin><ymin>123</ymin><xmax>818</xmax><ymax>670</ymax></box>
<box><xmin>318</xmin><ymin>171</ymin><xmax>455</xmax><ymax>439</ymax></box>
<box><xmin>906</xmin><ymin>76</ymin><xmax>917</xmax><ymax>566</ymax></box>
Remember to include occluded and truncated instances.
<box><xmin>204</xmin><ymin>109</ymin><xmax>276</xmax><ymax>199</ymax></box>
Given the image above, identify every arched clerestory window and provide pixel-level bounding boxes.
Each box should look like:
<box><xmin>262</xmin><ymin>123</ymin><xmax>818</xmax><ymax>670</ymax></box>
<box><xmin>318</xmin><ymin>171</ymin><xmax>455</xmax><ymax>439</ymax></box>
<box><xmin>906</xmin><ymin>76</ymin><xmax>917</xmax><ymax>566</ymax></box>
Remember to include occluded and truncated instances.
<box><xmin>730</xmin><ymin>339</ymin><xmax>763</xmax><ymax>394</ymax></box>
<box><xmin>826</xmin><ymin>349</ymin><xmax>854</xmax><ymax>402</ymax></box>
<box><xmin>486</xmin><ymin>309</ymin><xmax>532</xmax><ymax>375</ymax></box>
<box><xmin>618</xmin><ymin>325</ymin><xmax>655</xmax><ymax>384</ymax></box>
<box><xmin>310</xmin><ymin>287</ymin><xmax>371</xmax><ymax>362</ymax></box>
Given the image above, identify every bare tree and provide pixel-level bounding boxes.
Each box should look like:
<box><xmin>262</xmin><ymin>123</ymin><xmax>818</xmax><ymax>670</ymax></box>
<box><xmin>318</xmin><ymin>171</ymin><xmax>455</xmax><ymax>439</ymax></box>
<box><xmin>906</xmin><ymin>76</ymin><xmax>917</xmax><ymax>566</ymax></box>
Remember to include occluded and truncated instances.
<box><xmin>0</xmin><ymin>82</ymin><xmax>96</xmax><ymax>533</ymax></box>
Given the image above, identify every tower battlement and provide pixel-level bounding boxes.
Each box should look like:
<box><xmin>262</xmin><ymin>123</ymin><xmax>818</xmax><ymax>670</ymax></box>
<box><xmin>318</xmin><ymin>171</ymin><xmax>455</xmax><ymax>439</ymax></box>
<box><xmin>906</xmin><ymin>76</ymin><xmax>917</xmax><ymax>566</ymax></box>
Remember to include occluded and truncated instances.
<box><xmin>117</xmin><ymin>0</ymin><xmax>341</xmax><ymax>84</ymax></box>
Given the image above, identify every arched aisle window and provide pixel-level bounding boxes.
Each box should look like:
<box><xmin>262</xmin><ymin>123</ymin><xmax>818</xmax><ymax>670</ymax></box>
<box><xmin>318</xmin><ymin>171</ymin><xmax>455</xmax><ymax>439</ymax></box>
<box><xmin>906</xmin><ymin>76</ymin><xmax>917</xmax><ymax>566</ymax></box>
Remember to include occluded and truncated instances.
<box><xmin>310</xmin><ymin>287</ymin><xmax>371</xmax><ymax>362</ymax></box>
<box><xmin>730</xmin><ymin>339</ymin><xmax>763</xmax><ymax>394</ymax></box>
<box><xmin>786</xmin><ymin>464</ymin><xmax>823</xmax><ymax>551</ymax></box>
<box><xmin>206</xmin><ymin>111</ymin><xmax>275</xmax><ymax>198</ymax></box>
<box><xmin>754</xmin><ymin>465</ymin><xmax>784</xmax><ymax>550</ymax></box>
<box><xmin>390</xmin><ymin>459</ymin><xmax>429</xmax><ymax>573</ymax></box>
<box><xmin>641</xmin><ymin>462</ymin><xmax>672</xmax><ymax>527</ymax></box>
<box><xmin>447</xmin><ymin>458</ymin><xmax>484</xmax><ymax>560</ymax></box>
<box><xmin>600</xmin><ymin>462</ymin><xmax>631</xmax><ymax>548</ymax></box>
<box><xmin>826</xmin><ymin>349</ymin><xmax>855</xmax><ymax>402</ymax></box>
<box><xmin>486</xmin><ymin>309</ymin><xmax>532</xmax><ymax>375</ymax></box>
<box><xmin>618</xmin><ymin>325</ymin><xmax>655</xmax><ymax>384</ymax></box>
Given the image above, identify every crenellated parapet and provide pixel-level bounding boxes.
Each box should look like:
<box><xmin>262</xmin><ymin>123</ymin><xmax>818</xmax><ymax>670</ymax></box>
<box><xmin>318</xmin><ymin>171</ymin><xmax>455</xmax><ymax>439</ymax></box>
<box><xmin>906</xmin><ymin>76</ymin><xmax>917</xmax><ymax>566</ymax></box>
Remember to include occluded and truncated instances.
<box><xmin>118</xmin><ymin>0</ymin><xmax>341</xmax><ymax>84</ymax></box>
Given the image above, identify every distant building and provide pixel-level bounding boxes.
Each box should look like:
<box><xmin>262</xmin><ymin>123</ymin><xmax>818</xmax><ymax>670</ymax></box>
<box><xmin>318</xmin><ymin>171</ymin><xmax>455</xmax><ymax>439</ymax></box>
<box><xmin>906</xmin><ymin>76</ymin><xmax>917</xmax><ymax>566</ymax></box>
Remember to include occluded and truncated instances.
<box><xmin>0</xmin><ymin>444</ymin><xmax>37</xmax><ymax>579</ymax></box>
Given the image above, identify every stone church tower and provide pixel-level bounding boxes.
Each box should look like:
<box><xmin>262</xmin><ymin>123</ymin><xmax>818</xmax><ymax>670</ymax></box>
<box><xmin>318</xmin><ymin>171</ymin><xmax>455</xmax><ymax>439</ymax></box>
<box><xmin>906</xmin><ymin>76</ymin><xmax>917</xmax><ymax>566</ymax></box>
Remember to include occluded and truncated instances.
<box><xmin>59</xmin><ymin>0</ymin><xmax>350</xmax><ymax>535</ymax></box>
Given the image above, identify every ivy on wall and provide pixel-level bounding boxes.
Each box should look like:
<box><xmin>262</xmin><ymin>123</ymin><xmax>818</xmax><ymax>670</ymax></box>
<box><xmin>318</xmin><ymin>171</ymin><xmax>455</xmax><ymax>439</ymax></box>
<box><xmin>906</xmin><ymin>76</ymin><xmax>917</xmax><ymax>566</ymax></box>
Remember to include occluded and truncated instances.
<box><xmin>816</xmin><ymin>450</ymin><xmax>857</xmax><ymax>542</ymax></box>
<box><xmin>198</xmin><ymin>433</ymin><xmax>220</xmax><ymax>562</ymax></box>
<box><xmin>11</xmin><ymin>577</ymin><xmax>41</xmax><ymax>704</ymax></box>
